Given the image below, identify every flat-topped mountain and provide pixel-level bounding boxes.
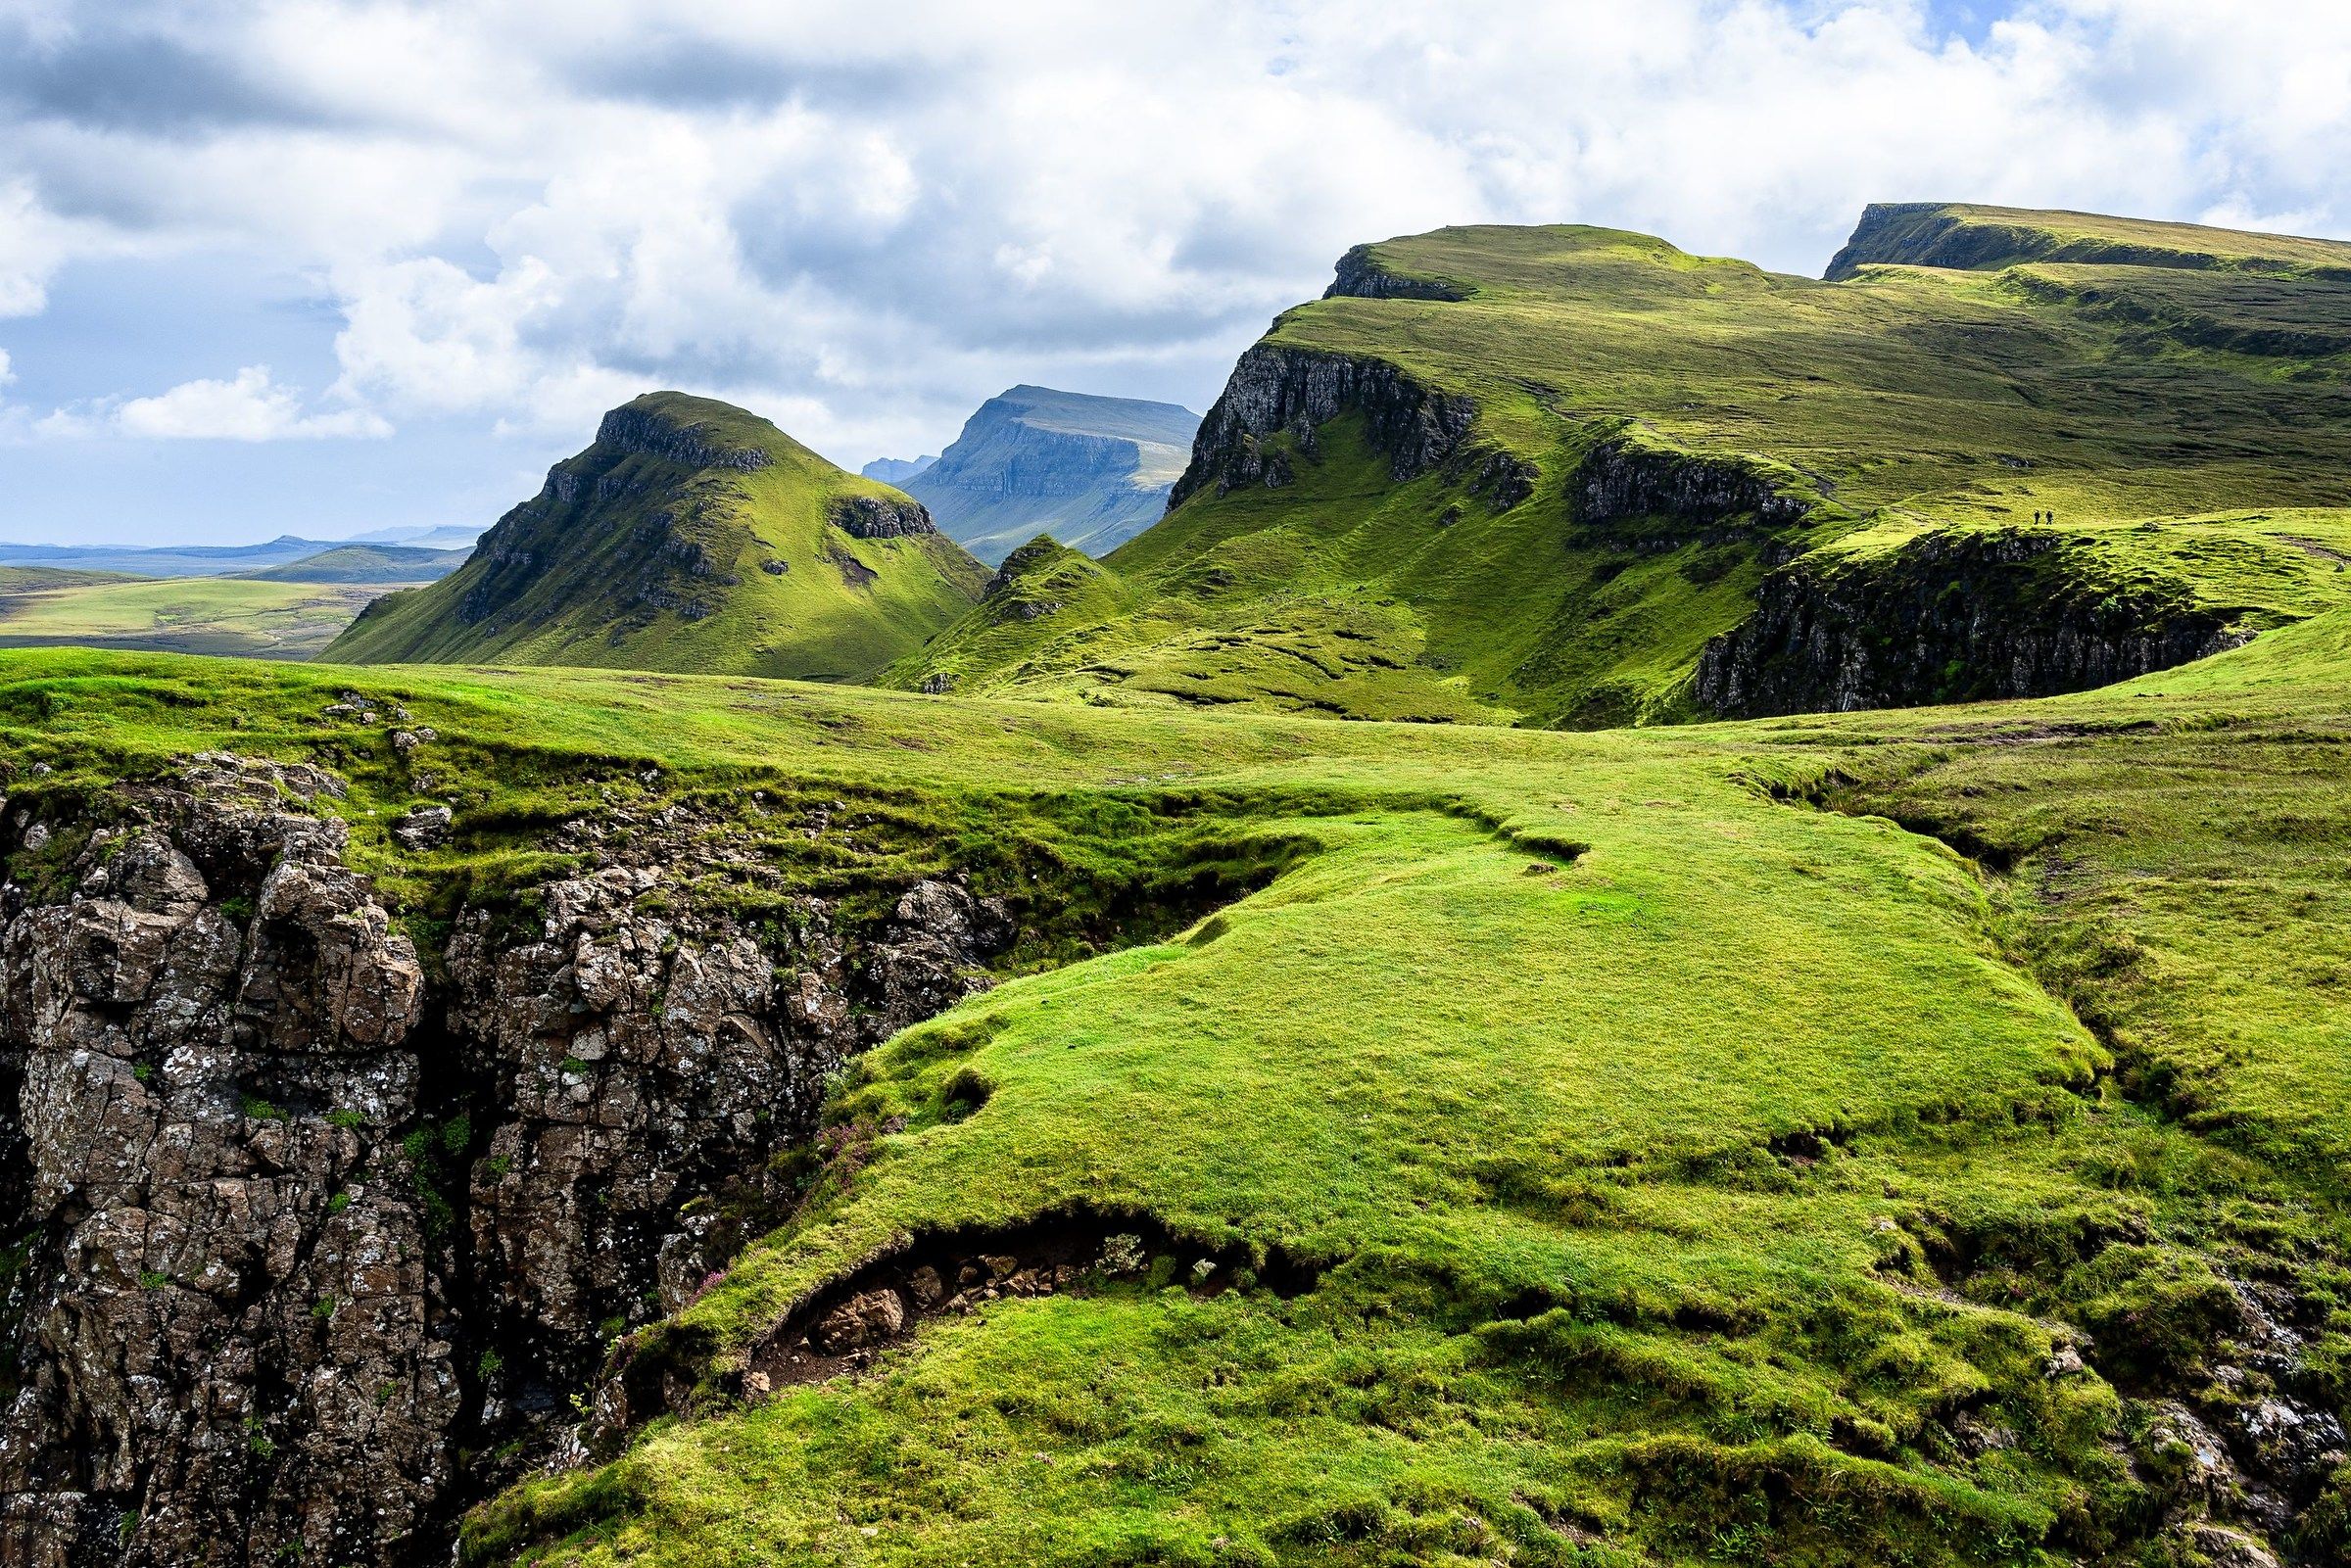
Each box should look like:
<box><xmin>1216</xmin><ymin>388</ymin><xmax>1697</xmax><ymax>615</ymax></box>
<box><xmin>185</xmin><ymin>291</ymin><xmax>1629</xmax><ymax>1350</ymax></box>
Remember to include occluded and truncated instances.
<box><xmin>860</xmin><ymin>453</ymin><xmax>936</xmax><ymax>485</ymax></box>
<box><xmin>887</xmin><ymin>386</ymin><xmax>1200</xmax><ymax>565</ymax></box>
<box><xmin>889</xmin><ymin>206</ymin><xmax>2351</xmax><ymax>722</ymax></box>
<box><xmin>323</xmin><ymin>392</ymin><xmax>985</xmax><ymax>678</ymax></box>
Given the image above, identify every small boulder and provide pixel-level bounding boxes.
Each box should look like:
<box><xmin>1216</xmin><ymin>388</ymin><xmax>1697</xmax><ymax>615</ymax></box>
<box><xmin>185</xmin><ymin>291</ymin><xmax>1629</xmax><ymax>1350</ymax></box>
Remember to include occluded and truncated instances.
<box><xmin>905</xmin><ymin>1265</ymin><xmax>945</xmax><ymax>1307</ymax></box>
<box><xmin>811</xmin><ymin>1289</ymin><xmax>905</xmax><ymax>1354</ymax></box>
<box><xmin>392</xmin><ymin>805</ymin><xmax>453</xmax><ymax>852</ymax></box>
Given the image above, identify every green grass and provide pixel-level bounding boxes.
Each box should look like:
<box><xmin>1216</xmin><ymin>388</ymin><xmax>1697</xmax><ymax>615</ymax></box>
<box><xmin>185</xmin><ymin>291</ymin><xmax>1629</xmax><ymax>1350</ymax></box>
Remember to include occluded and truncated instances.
<box><xmin>325</xmin><ymin>392</ymin><xmax>985</xmax><ymax>680</ymax></box>
<box><xmin>0</xmin><ymin>573</ymin><xmax>404</xmax><ymax>658</ymax></box>
<box><xmin>6</xmin><ymin>596</ymin><xmax>2348</xmax><ymax>1563</ymax></box>
<box><xmin>892</xmin><ymin>212</ymin><xmax>2351</xmax><ymax>727</ymax></box>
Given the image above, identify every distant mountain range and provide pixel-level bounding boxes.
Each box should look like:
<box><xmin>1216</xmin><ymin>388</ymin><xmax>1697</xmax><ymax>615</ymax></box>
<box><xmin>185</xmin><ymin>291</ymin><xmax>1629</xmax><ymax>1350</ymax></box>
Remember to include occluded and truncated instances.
<box><xmin>0</xmin><ymin>526</ymin><xmax>480</xmax><ymax>578</ymax></box>
<box><xmin>870</xmin><ymin>386</ymin><xmax>1200</xmax><ymax>565</ymax></box>
<box><xmin>859</xmin><ymin>454</ymin><xmax>936</xmax><ymax>485</ymax></box>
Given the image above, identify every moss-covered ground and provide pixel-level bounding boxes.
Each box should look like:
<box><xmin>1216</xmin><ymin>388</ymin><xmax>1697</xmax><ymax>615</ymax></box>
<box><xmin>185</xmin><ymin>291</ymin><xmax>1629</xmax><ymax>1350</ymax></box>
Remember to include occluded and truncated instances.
<box><xmin>5</xmin><ymin>594</ymin><xmax>2347</xmax><ymax>1564</ymax></box>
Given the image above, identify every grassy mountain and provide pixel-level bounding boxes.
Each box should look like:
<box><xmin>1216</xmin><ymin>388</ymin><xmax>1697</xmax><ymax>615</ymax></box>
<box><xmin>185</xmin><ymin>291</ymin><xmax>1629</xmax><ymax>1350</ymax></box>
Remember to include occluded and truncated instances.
<box><xmin>888</xmin><ymin>208</ymin><xmax>2351</xmax><ymax>725</ymax></box>
<box><xmin>7</xmin><ymin>582</ymin><xmax>2350</xmax><ymax>1563</ymax></box>
<box><xmin>897</xmin><ymin>386</ymin><xmax>1200</xmax><ymax>565</ymax></box>
<box><xmin>245</xmin><ymin>543</ymin><xmax>472</xmax><ymax>584</ymax></box>
<box><xmin>324</xmin><ymin>392</ymin><xmax>986</xmax><ymax>680</ymax></box>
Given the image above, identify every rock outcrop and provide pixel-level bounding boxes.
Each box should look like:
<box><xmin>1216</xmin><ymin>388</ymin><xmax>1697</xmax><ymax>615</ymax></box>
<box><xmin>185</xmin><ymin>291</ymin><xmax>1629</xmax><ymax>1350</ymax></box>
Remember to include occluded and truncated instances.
<box><xmin>593</xmin><ymin>404</ymin><xmax>772</xmax><ymax>473</ymax></box>
<box><xmin>1694</xmin><ymin>527</ymin><xmax>2244</xmax><ymax>716</ymax></box>
<box><xmin>1171</xmin><ymin>345</ymin><xmax>1477</xmax><ymax>506</ymax></box>
<box><xmin>0</xmin><ymin>756</ymin><xmax>1012</xmax><ymax>1565</ymax></box>
<box><xmin>1575</xmin><ymin>437</ymin><xmax>1814</xmax><ymax>529</ymax></box>
<box><xmin>1323</xmin><ymin>243</ymin><xmax>1470</xmax><ymax>303</ymax></box>
<box><xmin>828</xmin><ymin>494</ymin><xmax>936</xmax><ymax>541</ymax></box>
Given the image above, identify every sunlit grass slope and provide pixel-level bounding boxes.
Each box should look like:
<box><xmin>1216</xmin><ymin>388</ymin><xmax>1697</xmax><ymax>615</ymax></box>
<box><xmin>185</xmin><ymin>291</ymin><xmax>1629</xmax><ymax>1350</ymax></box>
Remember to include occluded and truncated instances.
<box><xmin>6</xmin><ymin>602</ymin><xmax>2348</xmax><ymax>1564</ymax></box>
<box><xmin>894</xmin><ymin>211</ymin><xmax>2351</xmax><ymax>727</ymax></box>
<box><xmin>325</xmin><ymin>392</ymin><xmax>985</xmax><ymax>681</ymax></box>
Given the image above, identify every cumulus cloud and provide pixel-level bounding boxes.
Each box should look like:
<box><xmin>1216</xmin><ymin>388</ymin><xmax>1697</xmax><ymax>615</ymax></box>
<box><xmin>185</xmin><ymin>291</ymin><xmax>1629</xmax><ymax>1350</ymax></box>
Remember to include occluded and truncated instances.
<box><xmin>3</xmin><ymin>1</ymin><xmax>2351</xmax><ymax>464</ymax></box>
<box><xmin>39</xmin><ymin>365</ymin><xmax>391</xmax><ymax>440</ymax></box>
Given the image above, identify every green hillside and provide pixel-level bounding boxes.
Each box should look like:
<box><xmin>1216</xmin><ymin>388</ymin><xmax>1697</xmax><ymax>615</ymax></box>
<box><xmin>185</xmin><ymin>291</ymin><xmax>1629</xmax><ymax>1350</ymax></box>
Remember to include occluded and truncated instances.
<box><xmin>325</xmin><ymin>392</ymin><xmax>986</xmax><ymax>680</ymax></box>
<box><xmin>888</xmin><ymin>210</ymin><xmax>2351</xmax><ymax>725</ymax></box>
<box><xmin>6</xmin><ymin>589</ymin><xmax>2348</xmax><ymax>1564</ymax></box>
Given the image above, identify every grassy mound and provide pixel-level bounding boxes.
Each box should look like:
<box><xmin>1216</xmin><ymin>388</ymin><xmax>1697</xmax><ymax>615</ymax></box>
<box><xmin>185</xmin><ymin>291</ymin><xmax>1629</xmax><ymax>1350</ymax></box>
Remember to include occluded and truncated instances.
<box><xmin>325</xmin><ymin>392</ymin><xmax>985</xmax><ymax>680</ymax></box>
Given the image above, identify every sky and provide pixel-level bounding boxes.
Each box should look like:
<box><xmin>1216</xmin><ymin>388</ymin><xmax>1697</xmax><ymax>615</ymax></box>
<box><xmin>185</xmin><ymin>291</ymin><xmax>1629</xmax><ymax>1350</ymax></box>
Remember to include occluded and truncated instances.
<box><xmin>1</xmin><ymin>1</ymin><xmax>2348</xmax><ymax>546</ymax></box>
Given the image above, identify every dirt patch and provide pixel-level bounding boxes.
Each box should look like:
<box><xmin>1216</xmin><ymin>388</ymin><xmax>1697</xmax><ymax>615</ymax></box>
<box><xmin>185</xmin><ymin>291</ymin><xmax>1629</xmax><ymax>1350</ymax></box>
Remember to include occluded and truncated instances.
<box><xmin>741</xmin><ymin>1210</ymin><xmax>1323</xmax><ymax>1394</ymax></box>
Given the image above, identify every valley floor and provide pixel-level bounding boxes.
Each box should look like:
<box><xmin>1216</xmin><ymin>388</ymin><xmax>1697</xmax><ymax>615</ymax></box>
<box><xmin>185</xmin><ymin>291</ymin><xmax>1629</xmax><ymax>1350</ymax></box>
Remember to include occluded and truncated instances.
<box><xmin>2</xmin><ymin>611</ymin><xmax>2346</xmax><ymax>1566</ymax></box>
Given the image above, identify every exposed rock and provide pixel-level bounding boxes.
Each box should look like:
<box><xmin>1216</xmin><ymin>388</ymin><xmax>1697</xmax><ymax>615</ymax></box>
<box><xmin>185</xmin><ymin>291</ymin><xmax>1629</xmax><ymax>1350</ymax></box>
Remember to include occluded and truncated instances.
<box><xmin>0</xmin><ymin>756</ymin><xmax>446</xmax><ymax>1568</ymax></box>
<box><xmin>1172</xmin><ymin>344</ymin><xmax>1476</xmax><ymax>505</ymax></box>
<box><xmin>829</xmin><ymin>494</ymin><xmax>936</xmax><ymax>541</ymax></box>
<box><xmin>902</xmin><ymin>387</ymin><xmax>1199</xmax><ymax>564</ymax></box>
<box><xmin>1695</xmin><ymin>526</ymin><xmax>2246</xmax><ymax>717</ymax></box>
<box><xmin>809</xmin><ymin>1289</ymin><xmax>905</xmax><ymax>1354</ymax></box>
<box><xmin>1575</xmin><ymin>437</ymin><xmax>1812</xmax><ymax>529</ymax></box>
<box><xmin>391</xmin><ymin>804</ymin><xmax>452</xmax><ymax>851</ymax></box>
<box><xmin>0</xmin><ymin>759</ymin><xmax>1016</xmax><ymax>1565</ymax></box>
<box><xmin>594</xmin><ymin>403</ymin><xmax>772</xmax><ymax>473</ymax></box>
<box><xmin>1323</xmin><ymin>243</ymin><xmax>1471</xmax><ymax>303</ymax></box>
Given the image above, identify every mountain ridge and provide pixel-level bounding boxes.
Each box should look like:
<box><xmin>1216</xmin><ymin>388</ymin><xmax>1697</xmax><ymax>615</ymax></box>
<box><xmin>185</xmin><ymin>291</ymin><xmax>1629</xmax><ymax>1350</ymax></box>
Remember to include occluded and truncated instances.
<box><xmin>888</xmin><ymin>207</ymin><xmax>2351</xmax><ymax>723</ymax></box>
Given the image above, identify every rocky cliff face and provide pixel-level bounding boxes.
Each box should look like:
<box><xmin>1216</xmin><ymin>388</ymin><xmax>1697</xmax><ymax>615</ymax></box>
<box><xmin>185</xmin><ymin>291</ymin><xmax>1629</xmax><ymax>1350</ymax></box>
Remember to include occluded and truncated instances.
<box><xmin>1171</xmin><ymin>345</ymin><xmax>1478</xmax><ymax>507</ymax></box>
<box><xmin>1576</xmin><ymin>437</ymin><xmax>1814</xmax><ymax>529</ymax></box>
<box><xmin>593</xmin><ymin>404</ymin><xmax>773</xmax><ymax>473</ymax></box>
<box><xmin>0</xmin><ymin>755</ymin><xmax>1013</xmax><ymax>1565</ymax></box>
<box><xmin>1695</xmin><ymin>527</ymin><xmax>2245</xmax><ymax>716</ymax></box>
<box><xmin>828</xmin><ymin>494</ymin><xmax>936</xmax><ymax>541</ymax></box>
<box><xmin>1322</xmin><ymin>244</ymin><xmax>1470</xmax><ymax>303</ymax></box>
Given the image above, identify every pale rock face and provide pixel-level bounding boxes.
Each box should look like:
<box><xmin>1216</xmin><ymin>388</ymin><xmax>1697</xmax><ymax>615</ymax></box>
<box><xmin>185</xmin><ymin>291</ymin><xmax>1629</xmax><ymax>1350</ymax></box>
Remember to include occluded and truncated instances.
<box><xmin>0</xmin><ymin>756</ymin><xmax>1013</xmax><ymax>1565</ymax></box>
<box><xmin>903</xmin><ymin>386</ymin><xmax>1201</xmax><ymax>564</ymax></box>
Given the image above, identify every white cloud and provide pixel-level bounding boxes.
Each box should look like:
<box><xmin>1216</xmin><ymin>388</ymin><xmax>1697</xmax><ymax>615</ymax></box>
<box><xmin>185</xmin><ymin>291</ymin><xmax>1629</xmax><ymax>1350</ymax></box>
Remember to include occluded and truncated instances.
<box><xmin>0</xmin><ymin>348</ymin><xmax>13</xmax><ymax>386</ymax></box>
<box><xmin>5</xmin><ymin>1</ymin><xmax>2351</xmax><ymax>468</ymax></box>
<box><xmin>39</xmin><ymin>365</ymin><xmax>391</xmax><ymax>441</ymax></box>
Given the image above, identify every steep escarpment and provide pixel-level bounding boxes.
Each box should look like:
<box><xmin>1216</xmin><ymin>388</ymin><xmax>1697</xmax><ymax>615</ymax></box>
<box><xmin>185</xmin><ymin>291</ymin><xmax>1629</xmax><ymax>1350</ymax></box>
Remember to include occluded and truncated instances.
<box><xmin>896</xmin><ymin>387</ymin><xmax>1199</xmax><ymax>565</ymax></box>
<box><xmin>323</xmin><ymin>392</ymin><xmax>984</xmax><ymax>680</ymax></box>
<box><xmin>0</xmin><ymin>735</ymin><xmax>1291</xmax><ymax>1566</ymax></box>
<box><xmin>1690</xmin><ymin>523</ymin><xmax>2351</xmax><ymax>716</ymax></box>
<box><xmin>1167</xmin><ymin>343</ymin><xmax>1477</xmax><ymax>505</ymax></box>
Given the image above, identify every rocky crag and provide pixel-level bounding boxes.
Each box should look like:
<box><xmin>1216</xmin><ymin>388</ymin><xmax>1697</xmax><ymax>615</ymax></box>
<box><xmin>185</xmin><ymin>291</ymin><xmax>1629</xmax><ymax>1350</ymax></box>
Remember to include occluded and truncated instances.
<box><xmin>1695</xmin><ymin>526</ymin><xmax>2250</xmax><ymax>716</ymax></box>
<box><xmin>0</xmin><ymin>750</ymin><xmax>1018</xmax><ymax>1565</ymax></box>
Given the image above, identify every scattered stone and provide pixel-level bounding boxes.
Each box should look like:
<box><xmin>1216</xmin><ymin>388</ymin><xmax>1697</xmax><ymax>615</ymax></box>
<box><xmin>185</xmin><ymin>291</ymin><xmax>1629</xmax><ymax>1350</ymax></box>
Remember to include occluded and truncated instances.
<box><xmin>810</xmin><ymin>1289</ymin><xmax>906</xmax><ymax>1354</ymax></box>
<box><xmin>391</xmin><ymin>805</ymin><xmax>453</xmax><ymax>851</ymax></box>
<box><xmin>2044</xmin><ymin>1346</ymin><xmax>2087</xmax><ymax>1378</ymax></box>
<box><xmin>906</xmin><ymin>1265</ymin><xmax>945</xmax><ymax>1307</ymax></box>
